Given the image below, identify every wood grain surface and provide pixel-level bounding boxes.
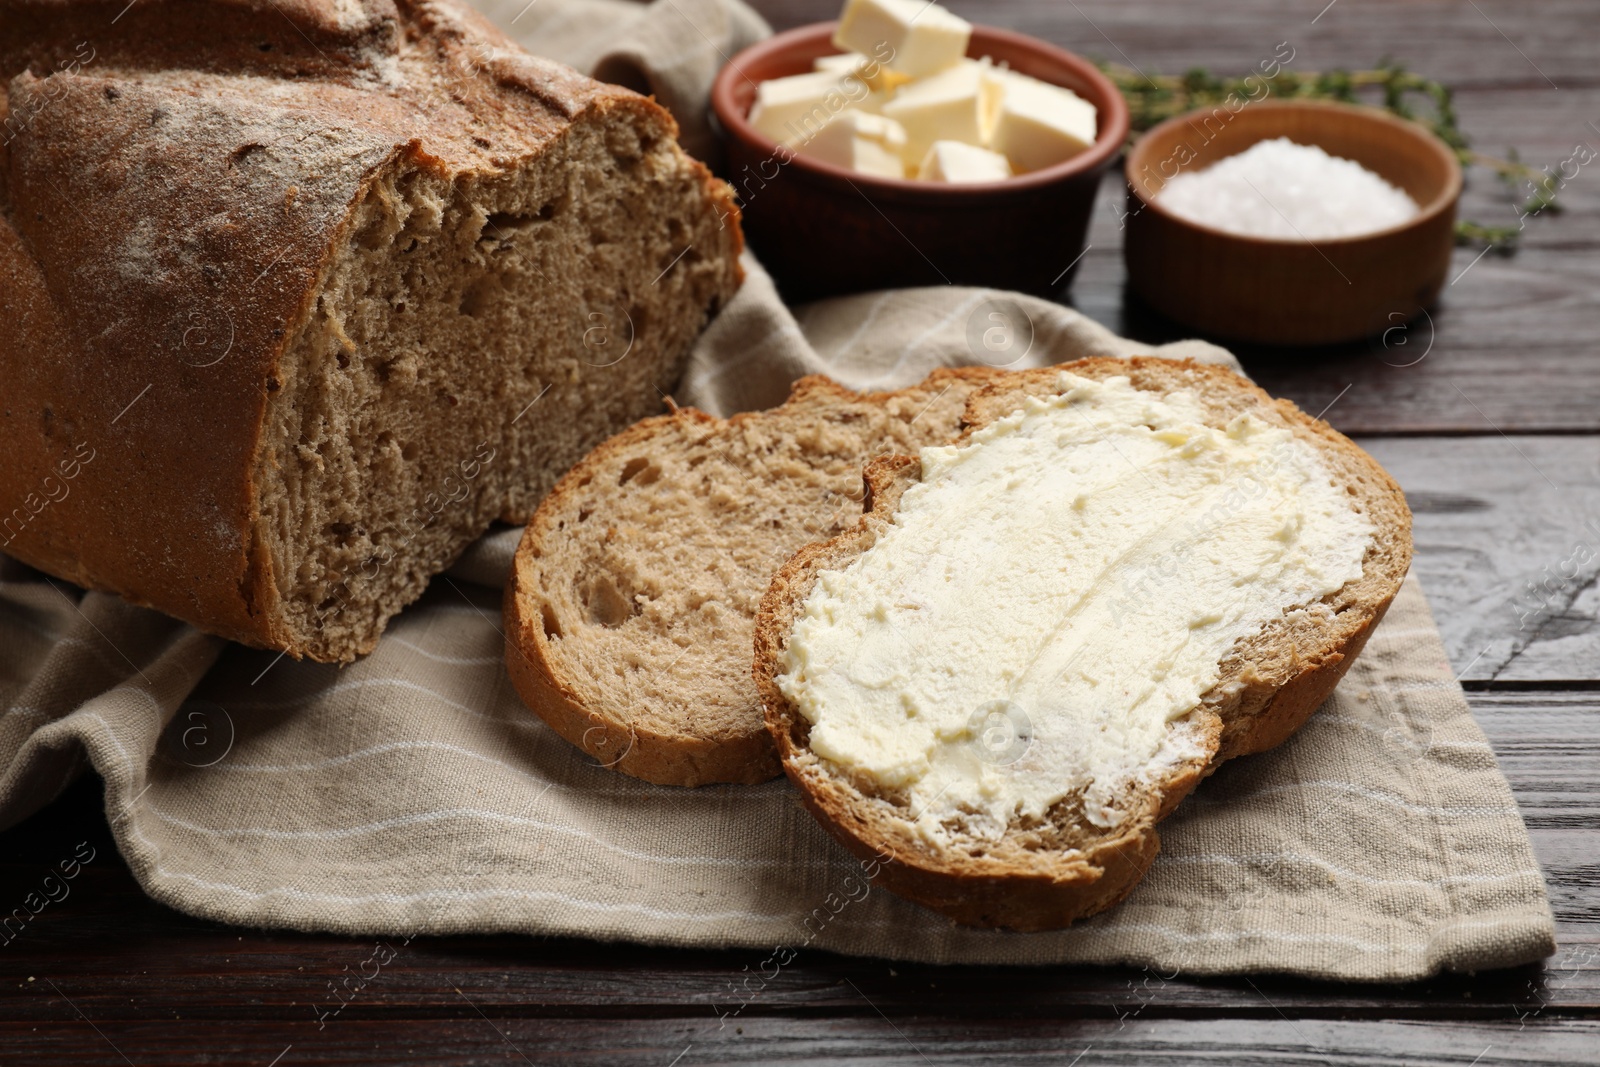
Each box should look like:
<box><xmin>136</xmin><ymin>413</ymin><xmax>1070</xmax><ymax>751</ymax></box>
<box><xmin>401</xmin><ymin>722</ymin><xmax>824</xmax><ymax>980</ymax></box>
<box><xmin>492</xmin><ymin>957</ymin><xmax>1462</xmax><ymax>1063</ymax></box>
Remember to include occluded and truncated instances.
<box><xmin>3</xmin><ymin>0</ymin><xmax>1597</xmax><ymax>1063</ymax></box>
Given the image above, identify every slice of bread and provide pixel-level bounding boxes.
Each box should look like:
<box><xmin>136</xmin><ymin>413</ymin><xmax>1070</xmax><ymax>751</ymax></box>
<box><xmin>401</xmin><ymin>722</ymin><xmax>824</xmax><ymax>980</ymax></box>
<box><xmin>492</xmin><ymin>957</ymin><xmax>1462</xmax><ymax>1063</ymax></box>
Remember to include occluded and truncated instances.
<box><xmin>504</xmin><ymin>367</ymin><xmax>1002</xmax><ymax>786</ymax></box>
<box><xmin>752</xmin><ymin>357</ymin><xmax>1413</xmax><ymax>929</ymax></box>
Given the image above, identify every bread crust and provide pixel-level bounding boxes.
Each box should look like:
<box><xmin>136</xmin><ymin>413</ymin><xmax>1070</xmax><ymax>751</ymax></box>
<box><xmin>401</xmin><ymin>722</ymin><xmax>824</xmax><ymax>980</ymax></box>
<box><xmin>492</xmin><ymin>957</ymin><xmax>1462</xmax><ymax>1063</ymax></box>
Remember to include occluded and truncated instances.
<box><xmin>0</xmin><ymin>0</ymin><xmax>742</xmax><ymax>657</ymax></box>
<box><xmin>504</xmin><ymin>367</ymin><xmax>1003</xmax><ymax>787</ymax></box>
<box><xmin>752</xmin><ymin>357</ymin><xmax>1413</xmax><ymax>930</ymax></box>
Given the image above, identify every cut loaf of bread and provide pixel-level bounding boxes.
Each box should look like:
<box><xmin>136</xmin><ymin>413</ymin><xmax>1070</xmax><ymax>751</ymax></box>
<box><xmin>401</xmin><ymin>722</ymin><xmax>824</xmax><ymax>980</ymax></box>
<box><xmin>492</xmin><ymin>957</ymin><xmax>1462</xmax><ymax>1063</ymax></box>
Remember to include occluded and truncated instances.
<box><xmin>0</xmin><ymin>0</ymin><xmax>741</xmax><ymax>661</ymax></box>
<box><xmin>504</xmin><ymin>367</ymin><xmax>1001</xmax><ymax>786</ymax></box>
<box><xmin>753</xmin><ymin>357</ymin><xmax>1413</xmax><ymax>929</ymax></box>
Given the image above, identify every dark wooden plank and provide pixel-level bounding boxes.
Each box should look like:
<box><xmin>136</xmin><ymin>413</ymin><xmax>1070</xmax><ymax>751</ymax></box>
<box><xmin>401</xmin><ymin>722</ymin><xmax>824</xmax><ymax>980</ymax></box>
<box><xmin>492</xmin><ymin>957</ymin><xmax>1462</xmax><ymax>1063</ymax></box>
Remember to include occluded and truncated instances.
<box><xmin>1452</xmin><ymin>87</ymin><xmax>1600</xmax><ymax>252</ymax></box>
<box><xmin>1463</xmin><ymin>689</ymin><xmax>1600</xmax><ymax>977</ymax></box>
<box><xmin>1358</xmin><ymin>436</ymin><xmax>1600</xmax><ymax>682</ymax></box>
<box><xmin>2</xmin><ymin>1016</ymin><xmax>1596</xmax><ymax>1067</ymax></box>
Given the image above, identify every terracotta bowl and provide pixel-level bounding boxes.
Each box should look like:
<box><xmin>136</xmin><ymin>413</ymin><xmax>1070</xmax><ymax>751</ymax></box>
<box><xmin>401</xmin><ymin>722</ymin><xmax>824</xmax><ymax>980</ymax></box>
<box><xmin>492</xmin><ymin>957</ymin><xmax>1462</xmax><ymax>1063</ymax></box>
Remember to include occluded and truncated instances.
<box><xmin>1123</xmin><ymin>99</ymin><xmax>1462</xmax><ymax>346</ymax></box>
<box><xmin>710</xmin><ymin>22</ymin><xmax>1129</xmax><ymax>302</ymax></box>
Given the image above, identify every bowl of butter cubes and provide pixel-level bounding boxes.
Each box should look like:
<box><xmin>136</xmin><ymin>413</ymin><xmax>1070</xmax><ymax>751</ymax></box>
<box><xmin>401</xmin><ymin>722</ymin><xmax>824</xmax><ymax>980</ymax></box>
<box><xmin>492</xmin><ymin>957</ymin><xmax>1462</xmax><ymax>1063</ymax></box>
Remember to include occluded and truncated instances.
<box><xmin>710</xmin><ymin>0</ymin><xmax>1129</xmax><ymax>300</ymax></box>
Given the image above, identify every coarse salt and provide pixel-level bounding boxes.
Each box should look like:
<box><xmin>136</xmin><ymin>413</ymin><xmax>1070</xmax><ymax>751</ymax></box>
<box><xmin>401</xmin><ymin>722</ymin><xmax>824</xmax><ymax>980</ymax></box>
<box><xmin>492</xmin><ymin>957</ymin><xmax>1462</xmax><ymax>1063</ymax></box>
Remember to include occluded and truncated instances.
<box><xmin>1155</xmin><ymin>137</ymin><xmax>1419</xmax><ymax>240</ymax></box>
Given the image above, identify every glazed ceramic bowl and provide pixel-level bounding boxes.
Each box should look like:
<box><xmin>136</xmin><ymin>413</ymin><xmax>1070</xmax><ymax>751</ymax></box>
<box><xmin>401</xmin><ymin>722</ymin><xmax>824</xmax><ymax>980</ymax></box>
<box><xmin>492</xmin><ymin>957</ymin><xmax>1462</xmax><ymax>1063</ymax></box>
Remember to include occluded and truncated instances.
<box><xmin>1123</xmin><ymin>99</ymin><xmax>1463</xmax><ymax>346</ymax></box>
<box><xmin>710</xmin><ymin>22</ymin><xmax>1130</xmax><ymax>301</ymax></box>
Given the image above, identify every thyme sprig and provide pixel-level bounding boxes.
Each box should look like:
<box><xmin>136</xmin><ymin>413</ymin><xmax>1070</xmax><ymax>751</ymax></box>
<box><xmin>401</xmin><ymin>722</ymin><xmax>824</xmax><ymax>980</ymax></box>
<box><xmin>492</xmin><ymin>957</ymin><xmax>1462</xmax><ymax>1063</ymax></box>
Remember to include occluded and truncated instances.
<box><xmin>1102</xmin><ymin>61</ymin><xmax>1558</xmax><ymax>253</ymax></box>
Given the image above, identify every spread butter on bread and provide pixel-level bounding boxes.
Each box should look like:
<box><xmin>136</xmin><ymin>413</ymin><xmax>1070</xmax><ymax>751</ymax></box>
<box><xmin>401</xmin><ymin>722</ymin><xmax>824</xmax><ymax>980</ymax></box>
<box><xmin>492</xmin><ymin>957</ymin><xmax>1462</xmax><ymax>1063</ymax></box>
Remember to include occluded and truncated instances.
<box><xmin>753</xmin><ymin>358</ymin><xmax>1412</xmax><ymax>929</ymax></box>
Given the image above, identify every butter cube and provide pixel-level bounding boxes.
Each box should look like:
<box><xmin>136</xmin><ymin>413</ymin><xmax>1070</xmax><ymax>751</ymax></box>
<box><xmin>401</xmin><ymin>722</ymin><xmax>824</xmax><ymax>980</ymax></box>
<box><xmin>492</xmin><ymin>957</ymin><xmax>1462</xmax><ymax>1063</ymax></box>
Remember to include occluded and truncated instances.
<box><xmin>833</xmin><ymin>0</ymin><xmax>971</xmax><ymax>79</ymax></box>
<box><xmin>796</xmin><ymin>109</ymin><xmax>909</xmax><ymax>179</ymax></box>
<box><xmin>988</xmin><ymin>71</ymin><xmax>1098</xmax><ymax>172</ymax></box>
<box><xmin>813</xmin><ymin>51</ymin><xmax>913</xmax><ymax>93</ymax></box>
<box><xmin>918</xmin><ymin>140</ymin><xmax>1012</xmax><ymax>182</ymax></box>
<box><xmin>881</xmin><ymin>59</ymin><xmax>1002</xmax><ymax>164</ymax></box>
<box><xmin>748</xmin><ymin>69</ymin><xmax>887</xmax><ymax>147</ymax></box>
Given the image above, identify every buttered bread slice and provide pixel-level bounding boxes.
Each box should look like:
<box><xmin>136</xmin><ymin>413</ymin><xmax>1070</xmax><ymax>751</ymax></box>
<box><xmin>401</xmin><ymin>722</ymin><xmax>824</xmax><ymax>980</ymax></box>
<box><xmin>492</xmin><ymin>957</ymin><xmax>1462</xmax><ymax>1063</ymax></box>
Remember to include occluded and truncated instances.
<box><xmin>753</xmin><ymin>358</ymin><xmax>1412</xmax><ymax>929</ymax></box>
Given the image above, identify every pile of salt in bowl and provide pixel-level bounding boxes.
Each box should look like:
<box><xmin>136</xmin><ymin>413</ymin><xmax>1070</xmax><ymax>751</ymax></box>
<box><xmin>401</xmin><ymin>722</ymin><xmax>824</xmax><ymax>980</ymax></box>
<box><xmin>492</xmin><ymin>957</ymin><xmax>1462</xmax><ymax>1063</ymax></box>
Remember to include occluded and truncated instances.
<box><xmin>1156</xmin><ymin>137</ymin><xmax>1419</xmax><ymax>240</ymax></box>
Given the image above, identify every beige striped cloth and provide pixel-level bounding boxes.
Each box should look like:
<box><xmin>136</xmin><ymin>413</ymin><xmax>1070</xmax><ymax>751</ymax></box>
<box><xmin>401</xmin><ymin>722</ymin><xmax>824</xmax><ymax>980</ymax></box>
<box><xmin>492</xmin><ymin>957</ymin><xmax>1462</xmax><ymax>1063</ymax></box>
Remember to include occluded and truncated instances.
<box><xmin>0</xmin><ymin>0</ymin><xmax>1554</xmax><ymax>980</ymax></box>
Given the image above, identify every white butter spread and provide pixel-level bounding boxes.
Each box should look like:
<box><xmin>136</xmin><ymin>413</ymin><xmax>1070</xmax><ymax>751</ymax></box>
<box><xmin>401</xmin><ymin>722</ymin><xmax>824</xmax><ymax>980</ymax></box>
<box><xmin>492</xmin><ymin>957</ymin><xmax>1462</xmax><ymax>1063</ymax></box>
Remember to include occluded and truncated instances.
<box><xmin>776</xmin><ymin>373</ymin><xmax>1374</xmax><ymax>842</ymax></box>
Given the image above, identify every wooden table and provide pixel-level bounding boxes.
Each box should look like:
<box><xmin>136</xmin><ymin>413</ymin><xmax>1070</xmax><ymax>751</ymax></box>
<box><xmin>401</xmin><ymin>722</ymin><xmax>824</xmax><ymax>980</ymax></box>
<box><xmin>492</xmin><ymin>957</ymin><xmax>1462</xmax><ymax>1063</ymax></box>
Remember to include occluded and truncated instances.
<box><xmin>4</xmin><ymin>1</ymin><xmax>1597</xmax><ymax>1062</ymax></box>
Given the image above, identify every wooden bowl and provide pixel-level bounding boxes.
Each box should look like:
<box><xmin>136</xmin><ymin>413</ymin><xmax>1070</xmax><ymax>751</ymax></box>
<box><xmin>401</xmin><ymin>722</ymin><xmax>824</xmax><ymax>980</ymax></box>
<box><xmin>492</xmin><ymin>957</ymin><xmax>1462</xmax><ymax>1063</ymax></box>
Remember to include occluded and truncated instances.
<box><xmin>1123</xmin><ymin>100</ymin><xmax>1462</xmax><ymax>346</ymax></box>
<box><xmin>710</xmin><ymin>22</ymin><xmax>1129</xmax><ymax>302</ymax></box>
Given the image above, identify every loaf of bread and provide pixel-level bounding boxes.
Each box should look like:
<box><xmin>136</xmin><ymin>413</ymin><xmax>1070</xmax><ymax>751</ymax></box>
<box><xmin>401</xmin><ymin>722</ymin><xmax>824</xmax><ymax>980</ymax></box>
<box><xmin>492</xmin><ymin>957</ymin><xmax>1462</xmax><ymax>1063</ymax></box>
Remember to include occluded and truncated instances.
<box><xmin>753</xmin><ymin>358</ymin><xmax>1413</xmax><ymax>929</ymax></box>
<box><xmin>0</xmin><ymin>0</ymin><xmax>741</xmax><ymax>661</ymax></box>
<box><xmin>503</xmin><ymin>368</ymin><xmax>1000</xmax><ymax>786</ymax></box>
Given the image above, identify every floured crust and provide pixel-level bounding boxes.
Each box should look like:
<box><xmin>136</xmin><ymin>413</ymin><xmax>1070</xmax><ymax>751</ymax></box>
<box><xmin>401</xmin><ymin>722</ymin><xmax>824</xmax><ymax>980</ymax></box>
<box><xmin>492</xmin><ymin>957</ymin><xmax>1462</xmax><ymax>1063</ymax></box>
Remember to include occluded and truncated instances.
<box><xmin>504</xmin><ymin>367</ymin><xmax>1003</xmax><ymax>787</ymax></box>
<box><xmin>752</xmin><ymin>357</ymin><xmax>1413</xmax><ymax>930</ymax></box>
